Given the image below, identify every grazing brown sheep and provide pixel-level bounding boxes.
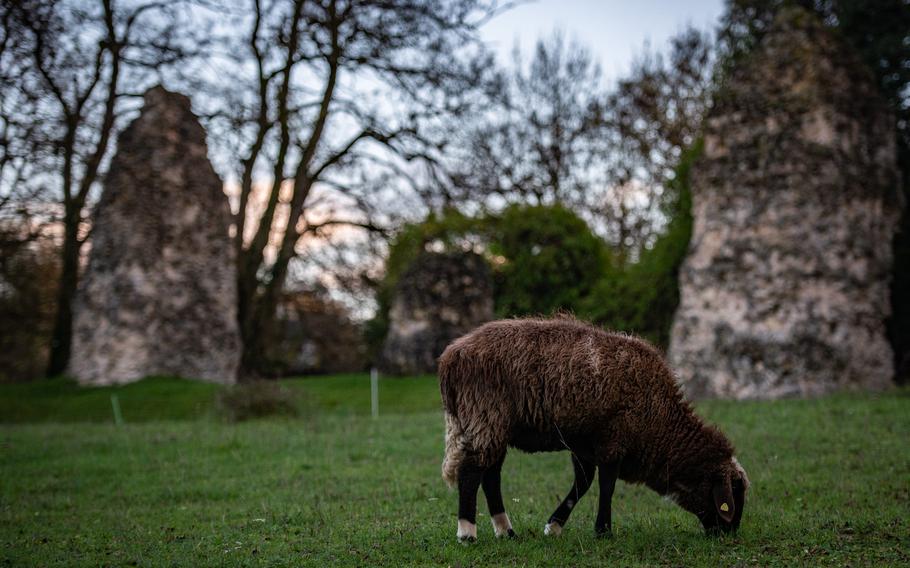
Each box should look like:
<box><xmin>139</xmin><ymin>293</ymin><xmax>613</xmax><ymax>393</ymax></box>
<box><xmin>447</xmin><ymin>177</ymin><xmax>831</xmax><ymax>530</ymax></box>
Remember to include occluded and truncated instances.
<box><xmin>439</xmin><ymin>316</ymin><xmax>749</xmax><ymax>541</ymax></box>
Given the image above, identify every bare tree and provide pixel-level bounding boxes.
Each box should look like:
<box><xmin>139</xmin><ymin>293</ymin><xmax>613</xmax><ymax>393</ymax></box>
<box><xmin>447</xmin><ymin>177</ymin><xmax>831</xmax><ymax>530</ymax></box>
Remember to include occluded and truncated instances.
<box><xmin>2</xmin><ymin>0</ymin><xmax>204</xmax><ymax>376</ymax></box>
<box><xmin>609</xmin><ymin>28</ymin><xmax>713</xmax><ymax>187</ymax></box>
<box><xmin>599</xmin><ymin>27</ymin><xmax>714</xmax><ymax>257</ymax></box>
<box><xmin>447</xmin><ymin>28</ymin><xmax>713</xmax><ymax>259</ymax></box>
<box><xmin>450</xmin><ymin>32</ymin><xmax>604</xmax><ymax>209</ymax></box>
<box><xmin>1</xmin><ymin>2</ymin><xmax>50</xmax><ymax>247</ymax></box>
<box><xmin>200</xmin><ymin>0</ymin><xmax>502</xmax><ymax>374</ymax></box>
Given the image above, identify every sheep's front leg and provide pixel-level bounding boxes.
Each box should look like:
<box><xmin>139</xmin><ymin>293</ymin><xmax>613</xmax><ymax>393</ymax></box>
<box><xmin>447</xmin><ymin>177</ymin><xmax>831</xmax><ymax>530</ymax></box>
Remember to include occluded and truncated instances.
<box><xmin>595</xmin><ymin>461</ymin><xmax>619</xmax><ymax>536</ymax></box>
<box><xmin>456</xmin><ymin>462</ymin><xmax>484</xmax><ymax>542</ymax></box>
<box><xmin>545</xmin><ymin>455</ymin><xmax>595</xmax><ymax>536</ymax></box>
<box><xmin>481</xmin><ymin>455</ymin><xmax>516</xmax><ymax>538</ymax></box>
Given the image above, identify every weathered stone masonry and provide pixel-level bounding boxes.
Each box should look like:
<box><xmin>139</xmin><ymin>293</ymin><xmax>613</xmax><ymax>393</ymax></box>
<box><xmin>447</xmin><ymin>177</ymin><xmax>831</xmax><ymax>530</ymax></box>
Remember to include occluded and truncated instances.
<box><xmin>669</xmin><ymin>8</ymin><xmax>903</xmax><ymax>399</ymax></box>
<box><xmin>70</xmin><ymin>87</ymin><xmax>240</xmax><ymax>385</ymax></box>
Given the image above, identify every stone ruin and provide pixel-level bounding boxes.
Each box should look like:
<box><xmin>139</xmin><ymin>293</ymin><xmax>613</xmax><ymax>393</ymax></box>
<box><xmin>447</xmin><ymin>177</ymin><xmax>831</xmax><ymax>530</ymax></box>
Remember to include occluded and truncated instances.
<box><xmin>70</xmin><ymin>86</ymin><xmax>240</xmax><ymax>385</ymax></box>
<box><xmin>668</xmin><ymin>8</ymin><xmax>903</xmax><ymax>399</ymax></box>
<box><xmin>380</xmin><ymin>250</ymin><xmax>494</xmax><ymax>375</ymax></box>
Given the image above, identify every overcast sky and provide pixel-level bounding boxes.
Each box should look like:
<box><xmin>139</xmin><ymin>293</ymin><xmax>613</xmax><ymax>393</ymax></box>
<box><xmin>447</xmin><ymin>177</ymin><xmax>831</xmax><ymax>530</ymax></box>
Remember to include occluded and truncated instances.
<box><xmin>480</xmin><ymin>0</ymin><xmax>725</xmax><ymax>83</ymax></box>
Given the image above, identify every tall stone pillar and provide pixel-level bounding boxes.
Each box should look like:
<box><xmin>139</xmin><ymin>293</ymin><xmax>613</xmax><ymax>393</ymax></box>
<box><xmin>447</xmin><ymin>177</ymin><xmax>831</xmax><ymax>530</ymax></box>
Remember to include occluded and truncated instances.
<box><xmin>669</xmin><ymin>8</ymin><xmax>902</xmax><ymax>399</ymax></box>
<box><xmin>70</xmin><ymin>87</ymin><xmax>240</xmax><ymax>385</ymax></box>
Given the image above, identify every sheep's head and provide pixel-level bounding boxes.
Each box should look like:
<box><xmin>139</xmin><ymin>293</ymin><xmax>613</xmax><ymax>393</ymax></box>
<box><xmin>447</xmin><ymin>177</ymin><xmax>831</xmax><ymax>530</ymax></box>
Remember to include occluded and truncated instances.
<box><xmin>672</xmin><ymin>456</ymin><xmax>750</xmax><ymax>535</ymax></box>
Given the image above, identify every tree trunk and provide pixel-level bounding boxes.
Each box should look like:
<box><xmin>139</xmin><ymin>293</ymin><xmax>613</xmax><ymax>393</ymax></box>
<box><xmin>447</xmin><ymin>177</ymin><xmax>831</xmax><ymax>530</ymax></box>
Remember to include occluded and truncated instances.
<box><xmin>237</xmin><ymin>180</ymin><xmax>314</xmax><ymax>379</ymax></box>
<box><xmin>235</xmin><ymin>9</ymin><xmax>337</xmax><ymax>379</ymax></box>
<box><xmin>46</xmin><ymin>207</ymin><xmax>81</xmax><ymax>376</ymax></box>
<box><xmin>238</xmin><ymin>300</ymin><xmax>272</xmax><ymax>379</ymax></box>
<box><xmin>237</xmin><ymin>286</ymin><xmax>267</xmax><ymax>379</ymax></box>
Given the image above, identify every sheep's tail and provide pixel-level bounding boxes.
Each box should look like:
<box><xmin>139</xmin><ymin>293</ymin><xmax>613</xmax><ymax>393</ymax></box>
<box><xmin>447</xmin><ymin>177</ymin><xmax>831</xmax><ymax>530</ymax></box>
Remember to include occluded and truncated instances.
<box><xmin>439</xmin><ymin>343</ymin><xmax>466</xmax><ymax>487</ymax></box>
<box><xmin>442</xmin><ymin>411</ymin><xmax>467</xmax><ymax>488</ymax></box>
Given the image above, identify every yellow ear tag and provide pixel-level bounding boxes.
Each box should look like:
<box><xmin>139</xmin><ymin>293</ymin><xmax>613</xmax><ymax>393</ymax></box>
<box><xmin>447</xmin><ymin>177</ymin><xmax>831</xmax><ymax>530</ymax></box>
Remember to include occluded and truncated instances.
<box><xmin>720</xmin><ymin>503</ymin><xmax>730</xmax><ymax>512</ymax></box>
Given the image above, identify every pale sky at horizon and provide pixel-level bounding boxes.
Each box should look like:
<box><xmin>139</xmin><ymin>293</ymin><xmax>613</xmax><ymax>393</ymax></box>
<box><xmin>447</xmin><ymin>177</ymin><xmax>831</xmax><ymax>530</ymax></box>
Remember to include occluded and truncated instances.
<box><xmin>479</xmin><ymin>0</ymin><xmax>725</xmax><ymax>84</ymax></box>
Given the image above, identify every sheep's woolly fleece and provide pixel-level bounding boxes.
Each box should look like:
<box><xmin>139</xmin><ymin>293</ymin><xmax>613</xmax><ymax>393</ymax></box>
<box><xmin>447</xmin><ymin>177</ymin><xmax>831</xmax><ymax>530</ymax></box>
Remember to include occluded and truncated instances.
<box><xmin>439</xmin><ymin>316</ymin><xmax>738</xmax><ymax>491</ymax></box>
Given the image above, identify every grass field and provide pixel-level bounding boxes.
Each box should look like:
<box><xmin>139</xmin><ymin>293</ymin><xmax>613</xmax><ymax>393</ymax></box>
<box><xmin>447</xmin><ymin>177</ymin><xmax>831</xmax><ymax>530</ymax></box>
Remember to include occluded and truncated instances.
<box><xmin>1</xmin><ymin>375</ymin><xmax>909</xmax><ymax>566</ymax></box>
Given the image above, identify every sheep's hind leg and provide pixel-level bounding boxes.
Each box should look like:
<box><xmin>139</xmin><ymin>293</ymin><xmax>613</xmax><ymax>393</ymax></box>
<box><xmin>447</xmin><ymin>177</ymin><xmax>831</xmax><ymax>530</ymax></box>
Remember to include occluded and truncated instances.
<box><xmin>545</xmin><ymin>455</ymin><xmax>596</xmax><ymax>536</ymax></box>
<box><xmin>482</xmin><ymin>454</ymin><xmax>516</xmax><ymax>538</ymax></box>
<box><xmin>456</xmin><ymin>461</ymin><xmax>484</xmax><ymax>542</ymax></box>
<box><xmin>595</xmin><ymin>461</ymin><xmax>619</xmax><ymax>537</ymax></box>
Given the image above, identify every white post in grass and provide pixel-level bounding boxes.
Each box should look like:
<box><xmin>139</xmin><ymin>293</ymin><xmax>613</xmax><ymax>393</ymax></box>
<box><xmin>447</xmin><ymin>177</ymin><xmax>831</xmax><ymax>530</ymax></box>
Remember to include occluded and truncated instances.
<box><xmin>111</xmin><ymin>394</ymin><xmax>124</xmax><ymax>426</ymax></box>
<box><xmin>371</xmin><ymin>367</ymin><xmax>379</xmax><ymax>419</ymax></box>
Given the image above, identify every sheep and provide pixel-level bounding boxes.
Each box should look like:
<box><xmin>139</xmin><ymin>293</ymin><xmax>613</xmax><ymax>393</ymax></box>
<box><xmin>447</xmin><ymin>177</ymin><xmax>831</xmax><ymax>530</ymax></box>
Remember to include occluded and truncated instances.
<box><xmin>439</xmin><ymin>316</ymin><xmax>749</xmax><ymax>542</ymax></box>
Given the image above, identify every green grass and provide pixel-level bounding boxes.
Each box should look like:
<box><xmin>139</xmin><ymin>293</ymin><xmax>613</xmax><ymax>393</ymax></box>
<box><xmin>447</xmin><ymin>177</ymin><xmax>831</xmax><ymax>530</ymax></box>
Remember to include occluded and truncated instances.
<box><xmin>0</xmin><ymin>374</ymin><xmax>441</xmax><ymax>423</ymax></box>
<box><xmin>1</xmin><ymin>376</ymin><xmax>908</xmax><ymax>566</ymax></box>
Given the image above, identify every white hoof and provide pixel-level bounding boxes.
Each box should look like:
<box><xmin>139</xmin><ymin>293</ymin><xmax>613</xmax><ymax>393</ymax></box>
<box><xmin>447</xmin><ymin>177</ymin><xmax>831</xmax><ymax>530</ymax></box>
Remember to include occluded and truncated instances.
<box><xmin>491</xmin><ymin>512</ymin><xmax>514</xmax><ymax>538</ymax></box>
<box><xmin>457</xmin><ymin>519</ymin><xmax>477</xmax><ymax>542</ymax></box>
<box><xmin>544</xmin><ymin>522</ymin><xmax>563</xmax><ymax>536</ymax></box>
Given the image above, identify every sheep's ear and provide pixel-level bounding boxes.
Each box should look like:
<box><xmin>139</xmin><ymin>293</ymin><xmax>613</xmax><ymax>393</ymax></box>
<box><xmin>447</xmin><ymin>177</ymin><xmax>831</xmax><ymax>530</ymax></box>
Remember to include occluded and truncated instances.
<box><xmin>712</xmin><ymin>478</ymin><xmax>735</xmax><ymax>523</ymax></box>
